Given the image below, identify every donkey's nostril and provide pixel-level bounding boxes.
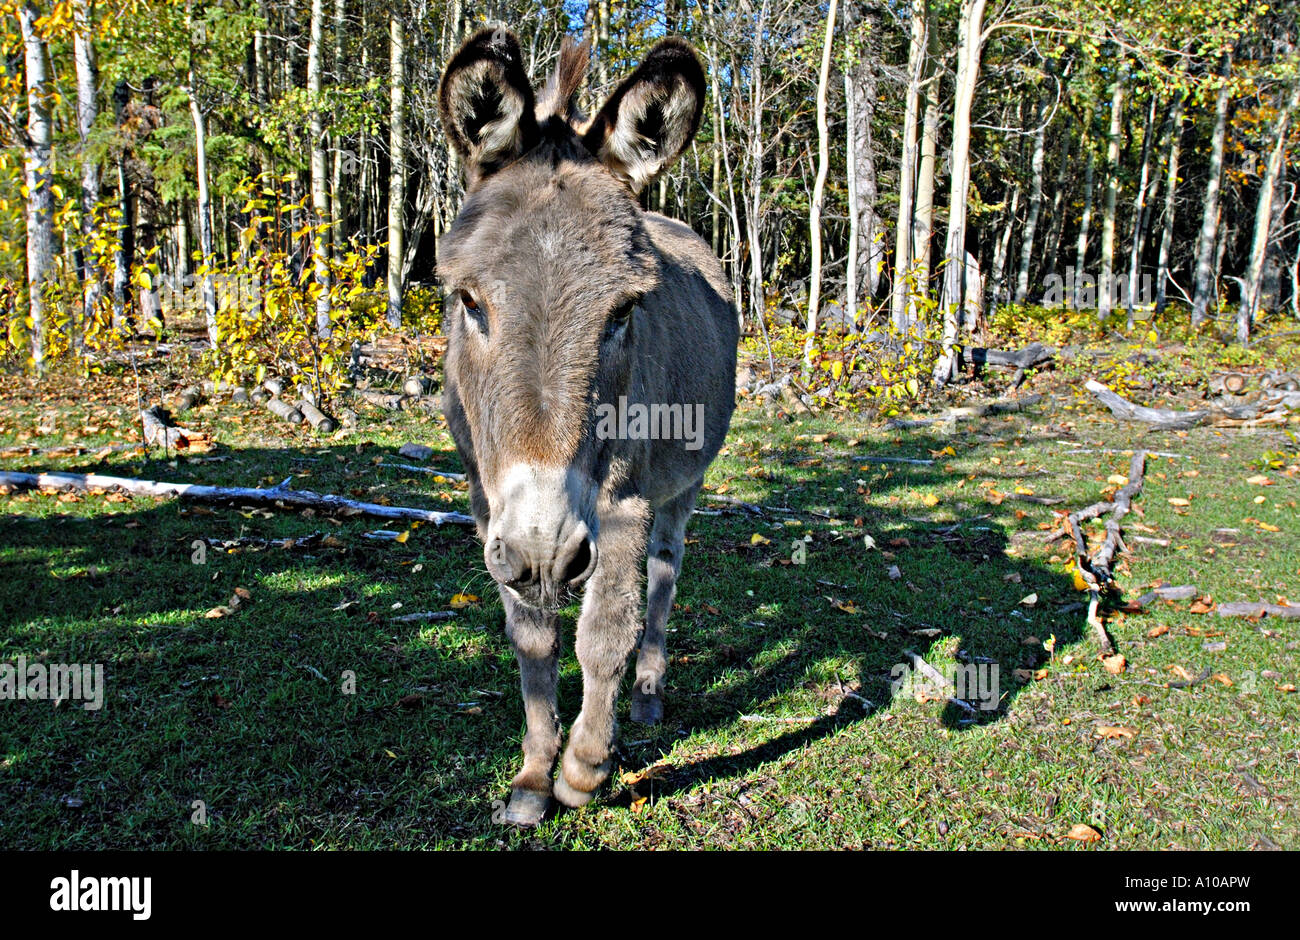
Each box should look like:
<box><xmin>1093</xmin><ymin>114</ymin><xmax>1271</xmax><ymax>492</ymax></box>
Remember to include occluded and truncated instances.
<box><xmin>562</xmin><ymin>538</ymin><xmax>596</xmax><ymax>586</ymax></box>
<box><xmin>488</xmin><ymin>537</ymin><xmax>535</xmax><ymax>586</ymax></box>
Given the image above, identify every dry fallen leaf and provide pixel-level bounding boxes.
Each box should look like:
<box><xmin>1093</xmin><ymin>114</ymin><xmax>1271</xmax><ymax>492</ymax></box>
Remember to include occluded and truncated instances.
<box><xmin>1167</xmin><ymin>497</ymin><xmax>1191</xmax><ymax>507</ymax></box>
<box><xmin>1066</xmin><ymin>823</ymin><xmax>1102</xmax><ymax>842</ymax></box>
<box><xmin>1095</xmin><ymin>725</ymin><xmax>1138</xmax><ymax>740</ymax></box>
<box><xmin>1102</xmin><ymin>654</ymin><xmax>1127</xmax><ymax>675</ymax></box>
<box><xmin>1147</xmin><ymin>624</ymin><xmax>1170</xmax><ymax>638</ymax></box>
<box><xmin>449</xmin><ymin>593</ymin><xmax>479</xmax><ymax>609</ymax></box>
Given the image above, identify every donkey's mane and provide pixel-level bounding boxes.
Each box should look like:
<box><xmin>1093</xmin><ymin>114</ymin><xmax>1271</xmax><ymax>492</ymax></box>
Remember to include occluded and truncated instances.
<box><xmin>536</xmin><ymin>35</ymin><xmax>591</xmax><ymax>125</ymax></box>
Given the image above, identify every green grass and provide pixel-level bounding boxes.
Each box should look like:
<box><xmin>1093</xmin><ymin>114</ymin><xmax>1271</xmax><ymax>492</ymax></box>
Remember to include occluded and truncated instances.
<box><xmin>1</xmin><ymin>355</ymin><xmax>1297</xmax><ymax>850</ymax></box>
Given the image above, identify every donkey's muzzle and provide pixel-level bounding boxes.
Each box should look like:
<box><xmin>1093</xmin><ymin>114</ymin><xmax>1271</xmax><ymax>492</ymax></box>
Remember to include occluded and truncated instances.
<box><xmin>486</xmin><ymin>522</ymin><xmax>598</xmax><ymax>604</ymax></box>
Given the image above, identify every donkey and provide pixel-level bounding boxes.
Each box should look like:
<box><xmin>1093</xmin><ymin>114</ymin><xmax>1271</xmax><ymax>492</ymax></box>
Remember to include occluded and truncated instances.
<box><xmin>435</xmin><ymin>28</ymin><xmax>738</xmax><ymax>825</ymax></box>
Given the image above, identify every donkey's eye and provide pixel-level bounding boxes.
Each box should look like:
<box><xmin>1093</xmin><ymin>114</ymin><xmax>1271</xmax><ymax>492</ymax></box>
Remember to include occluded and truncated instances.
<box><xmin>460</xmin><ymin>291</ymin><xmax>487</xmax><ymax>332</ymax></box>
<box><xmin>603</xmin><ymin>300</ymin><xmax>635</xmax><ymax>341</ymax></box>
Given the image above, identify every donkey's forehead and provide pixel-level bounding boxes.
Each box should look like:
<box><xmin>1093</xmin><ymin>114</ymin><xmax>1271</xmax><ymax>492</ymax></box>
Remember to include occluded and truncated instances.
<box><xmin>437</xmin><ymin>147</ymin><xmax>659</xmax><ymax>294</ymax></box>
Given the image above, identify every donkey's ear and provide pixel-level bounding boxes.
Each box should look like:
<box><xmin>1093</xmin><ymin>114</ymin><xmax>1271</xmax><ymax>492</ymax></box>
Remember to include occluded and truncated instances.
<box><xmin>439</xmin><ymin>27</ymin><xmax>539</xmax><ymax>185</ymax></box>
<box><xmin>583</xmin><ymin>38</ymin><xmax>705</xmax><ymax>194</ymax></box>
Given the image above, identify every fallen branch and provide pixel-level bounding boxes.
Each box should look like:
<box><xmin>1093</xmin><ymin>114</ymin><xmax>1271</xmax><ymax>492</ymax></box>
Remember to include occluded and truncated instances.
<box><xmin>903</xmin><ymin>649</ymin><xmax>977</xmax><ymax>716</ymax></box>
<box><xmin>1085</xmin><ymin>381</ymin><xmax>1209</xmax><ymax>429</ymax></box>
<box><xmin>1065</xmin><ymin>450</ymin><xmax>1148</xmax><ymax>654</ymax></box>
<box><xmin>378</xmin><ymin>461</ymin><xmax>467</xmax><ymax>481</ymax></box>
<box><xmin>390</xmin><ymin>610</ymin><xmax>458</xmax><ymax>623</ymax></box>
<box><xmin>1216</xmin><ymin>601</ymin><xmax>1300</xmax><ymax>620</ymax></box>
<box><xmin>1086</xmin><ymin>380</ymin><xmax>1299</xmax><ymax>429</ymax></box>
<box><xmin>886</xmin><ymin>394</ymin><xmax>1043</xmax><ymax>430</ymax></box>
<box><xmin>0</xmin><ymin>470</ymin><xmax>476</xmax><ymax>527</ymax></box>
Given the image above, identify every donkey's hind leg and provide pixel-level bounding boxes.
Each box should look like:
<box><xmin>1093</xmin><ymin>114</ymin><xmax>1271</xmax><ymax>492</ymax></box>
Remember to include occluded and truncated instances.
<box><xmin>631</xmin><ymin>481</ymin><xmax>700</xmax><ymax>725</ymax></box>
<box><xmin>501</xmin><ymin>588</ymin><xmax>561</xmax><ymax>826</ymax></box>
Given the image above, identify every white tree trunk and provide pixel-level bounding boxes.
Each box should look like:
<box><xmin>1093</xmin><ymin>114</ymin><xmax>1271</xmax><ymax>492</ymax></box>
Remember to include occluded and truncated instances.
<box><xmin>187</xmin><ymin>73</ymin><xmax>218</xmax><ymax>347</ymax></box>
<box><xmin>1154</xmin><ymin>95</ymin><xmax>1185</xmax><ymax>314</ymax></box>
<box><xmin>74</xmin><ymin>0</ymin><xmax>101</xmax><ymax>348</ymax></box>
<box><xmin>20</xmin><ymin>1</ymin><xmax>52</xmax><ymax>373</ymax></box>
<box><xmin>1097</xmin><ymin>70</ymin><xmax>1125</xmax><ymax>322</ymax></box>
<box><xmin>1192</xmin><ymin>56</ymin><xmax>1233</xmax><ymax>327</ymax></box>
<box><xmin>933</xmin><ymin>0</ymin><xmax>987</xmax><ymax>386</ymax></box>
<box><xmin>890</xmin><ymin>3</ymin><xmax>926</xmax><ymax>331</ymax></box>
<box><xmin>1238</xmin><ymin>80</ymin><xmax>1299</xmax><ymax>342</ymax></box>
<box><xmin>1125</xmin><ymin>93</ymin><xmax>1159</xmax><ymax>328</ymax></box>
<box><xmin>803</xmin><ymin>0</ymin><xmax>838</xmax><ymax>375</ymax></box>
<box><xmin>1013</xmin><ymin>94</ymin><xmax>1048</xmax><ymax>303</ymax></box>
<box><xmin>386</xmin><ymin>12</ymin><xmax>406</xmax><ymax>329</ymax></box>
<box><xmin>309</xmin><ymin>0</ymin><xmax>332</xmax><ymax>337</ymax></box>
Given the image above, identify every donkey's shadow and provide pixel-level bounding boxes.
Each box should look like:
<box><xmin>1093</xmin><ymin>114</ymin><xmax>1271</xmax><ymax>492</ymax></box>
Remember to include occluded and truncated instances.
<box><xmin>556</xmin><ymin>423</ymin><xmax>1083</xmax><ymax>812</ymax></box>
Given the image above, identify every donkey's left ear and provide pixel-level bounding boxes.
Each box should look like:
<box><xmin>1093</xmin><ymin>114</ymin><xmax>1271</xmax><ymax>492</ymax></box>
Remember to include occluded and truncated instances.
<box><xmin>583</xmin><ymin>39</ymin><xmax>705</xmax><ymax>195</ymax></box>
<box><xmin>439</xmin><ymin>27</ymin><xmax>539</xmax><ymax>186</ymax></box>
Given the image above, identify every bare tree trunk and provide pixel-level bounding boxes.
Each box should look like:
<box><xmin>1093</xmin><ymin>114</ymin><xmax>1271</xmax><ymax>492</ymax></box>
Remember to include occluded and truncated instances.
<box><xmin>1238</xmin><ymin>79</ymin><xmax>1299</xmax><ymax>343</ymax></box>
<box><xmin>803</xmin><ymin>0</ymin><xmax>838</xmax><ymax>375</ymax></box>
<box><xmin>308</xmin><ymin>0</ymin><xmax>331</xmax><ymax>337</ymax></box>
<box><xmin>844</xmin><ymin>69</ymin><xmax>858</xmax><ymax>327</ymax></box>
<box><xmin>386</xmin><ymin>12</ymin><xmax>406</xmax><ymax>329</ymax></box>
<box><xmin>990</xmin><ymin>185</ymin><xmax>1021</xmax><ymax>311</ymax></box>
<box><xmin>1040</xmin><ymin>131</ymin><xmax>1071</xmax><ymax>296</ymax></box>
<box><xmin>111</xmin><ymin>79</ymin><xmax>133</xmax><ymax>336</ymax></box>
<box><xmin>1073</xmin><ymin>136</ymin><xmax>1095</xmax><ymax>309</ymax></box>
<box><xmin>73</xmin><ymin>0</ymin><xmax>101</xmax><ymax>350</ymax></box>
<box><xmin>187</xmin><ymin>79</ymin><xmax>218</xmax><ymax>347</ymax></box>
<box><xmin>1097</xmin><ymin>68</ymin><xmax>1125</xmax><ymax>321</ymax></box>
<box><xmin>1013</xmin><ymin>92</ymin><xmax>1048</xmax><ymax>303</ymax></box>
<box><xmin>890</xmin><ymin>1</ymin><xmax>926</xmax><ymax>330</ymax></box>
<box><xmin>1192</xmin><ymin>54</ymin><xmax>1233</xmax><ymax>327</ymax></box>
<box><xmin>1154</xmin><ymin>94</ymin><xmax>1185</xmax><ymax>315</ymax></box>
<box><xmin>1125</xmin><ymin>92</ymin><xmax>1158</xmax><ymax>328</ymax></box>
<box><xmin>909</xmin><ymin>19</ymin><xmax>940</xmax><ymax>326</ymax></box>
<box><xmin>933</xmin><ymin>0</ymin><xmax>987</xmax><ymax>386</ymax></box>
<box><xmin>844</xmin><ymin>4</ymin><xmax>881</xmax><ymax>301</ymax></box>
<box><xmin>19</xmin><ymin>1</ymin><xmax>52</xmax><ymax>372</ymax></box>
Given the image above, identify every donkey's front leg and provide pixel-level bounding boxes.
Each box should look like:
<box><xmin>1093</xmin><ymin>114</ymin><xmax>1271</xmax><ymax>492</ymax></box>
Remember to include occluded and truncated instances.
<box><xmin>501</xmin><ymin>587</ymin><xmax>561</xmax><ymax>826</ymax></box>
<box><xmin>554</xmin><ymin>501</ymin><xmax>648</xmax><ymax>808</ymax></box>
<box><xmin>631</xmin><ymin>483</ymin><xmax>699</xmax><ymax>724</ymax></box>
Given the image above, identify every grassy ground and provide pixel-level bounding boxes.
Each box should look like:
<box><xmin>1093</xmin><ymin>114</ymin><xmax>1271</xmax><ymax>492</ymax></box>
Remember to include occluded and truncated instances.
<box><xmin>0</xmin><ymin>334</ymin><xmax>1296</xmax><ymax>849</ymax></box>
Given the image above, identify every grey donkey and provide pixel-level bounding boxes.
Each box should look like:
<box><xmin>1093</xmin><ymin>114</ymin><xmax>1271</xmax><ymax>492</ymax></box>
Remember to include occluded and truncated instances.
<box><xmin>435</xmin><ymin>28</ymin><xmax>738</xmax><ymax>825</ymax></box>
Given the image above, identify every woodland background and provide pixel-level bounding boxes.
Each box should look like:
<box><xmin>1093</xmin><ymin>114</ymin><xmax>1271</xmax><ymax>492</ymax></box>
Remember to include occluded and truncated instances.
<box><xmin>1</xmin><ymin>0</ymin><xmax>1297</xmax><ymax>398</ymax></box>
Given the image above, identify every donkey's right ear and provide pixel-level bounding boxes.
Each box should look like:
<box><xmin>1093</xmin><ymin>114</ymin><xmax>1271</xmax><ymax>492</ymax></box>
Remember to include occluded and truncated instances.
<box><xmin>439</xmin><ymin>27</ymin><xmax>539</xmax><ymax>186</ymax></box>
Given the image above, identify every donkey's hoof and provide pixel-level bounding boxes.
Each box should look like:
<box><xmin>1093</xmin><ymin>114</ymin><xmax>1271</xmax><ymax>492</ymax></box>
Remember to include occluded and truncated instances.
<box><xmin>501</xmin><ymin>789</ymin><xmax>551</xmax><ymax>826</ymax></box>
<box><xmin>629</xmin><ymin>694</ymin><xmax>663</xmax><ymax>725</ymax></box>
<box><xmin>553</xmin><ymin>773</ymin><xmax>599</xmax><ymax>809</ymax></box>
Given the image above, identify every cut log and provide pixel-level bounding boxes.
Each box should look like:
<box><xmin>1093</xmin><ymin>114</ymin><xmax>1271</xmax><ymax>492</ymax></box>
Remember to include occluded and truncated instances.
<box><xmin>403</xmin><ymin>375</ymin><xmax>435</xmax><ymax>398</ymax></box>
<box><xmin>264</xmin><ymin>377</ymin><xmax>287</xmax><ymax>397</ymax></box>
<box><xmin>353</xmin><ymin>389</ymin><xmax>407</xmax><ymax>411</ymax></box>
<box><xmin>1208</xmin><ymin>372</ymin><xmax>1249</xmax><ymax>396</ymax></box>
<box><xmin>265</xmin><ymin>397</ymin><xmax>304</xmax><ymax>424</ymax></box>
<box><xmin>1085</xmin><ymin>380</ymin><xmax>1210</xmax><ymax>429</ymax></box>
<box><xmin>141</xmin><ymin>406</ymin><xmax>208</xmax><ymax>450</ymax></box>
<box><xmin>0</xmin><ymin>470</ymin><xmax>476</xmax><ymax>526</ymax></box>
<box><xmin>173</xmin><ymin>386</ymin><xmax>203</xmax><ymax>412</ymax></box>
<box><xmin>297</xmin><ymin>400</ymin><xmax>336</xmax><ymax>433</ymax></box>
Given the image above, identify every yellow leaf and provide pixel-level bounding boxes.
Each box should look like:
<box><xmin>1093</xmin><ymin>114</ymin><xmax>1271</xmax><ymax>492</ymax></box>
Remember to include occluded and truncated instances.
<box><xmin>1167</xmin><ymin>497</ymin><xmax>1191</xmax><ymax>507</ymax></box>
<box><xmin>394</xmin><ymin>529</ymin><xmax>409</xmax><ymax>543</ymax></box>
<box><xmin>1106</xmin><ymin>474</ymin><xmax>1128</xmax><ymax>486</ymax></box>
<box><xmin>450</xmin><ymin>592</ymin><xmax>479</xmax><ymax>608</ymax></box>
<box><xmin>750</xmin><ymin>532</ymin><xmax>771</xmax><ymax>545</ymax></box>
